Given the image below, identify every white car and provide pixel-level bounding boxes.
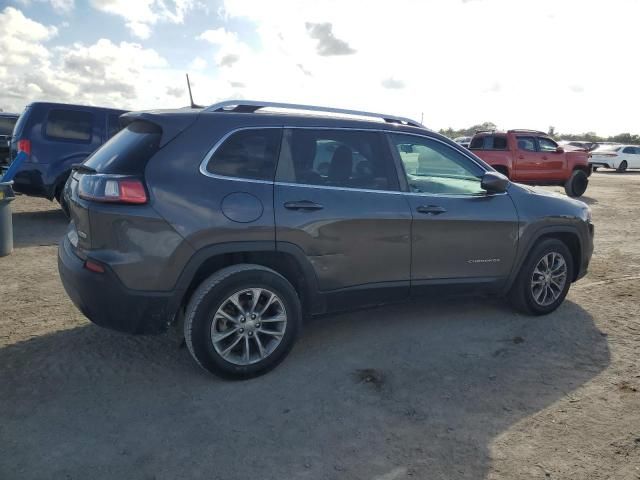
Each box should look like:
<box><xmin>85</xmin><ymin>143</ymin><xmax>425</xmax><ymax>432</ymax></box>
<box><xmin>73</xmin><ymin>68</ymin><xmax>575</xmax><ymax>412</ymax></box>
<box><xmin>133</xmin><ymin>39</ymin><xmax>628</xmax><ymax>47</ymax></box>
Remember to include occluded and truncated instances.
<box><xmin>589</xmin><ymin>144</ymin><xmax>640</xmax><ymax>172</ymax></box>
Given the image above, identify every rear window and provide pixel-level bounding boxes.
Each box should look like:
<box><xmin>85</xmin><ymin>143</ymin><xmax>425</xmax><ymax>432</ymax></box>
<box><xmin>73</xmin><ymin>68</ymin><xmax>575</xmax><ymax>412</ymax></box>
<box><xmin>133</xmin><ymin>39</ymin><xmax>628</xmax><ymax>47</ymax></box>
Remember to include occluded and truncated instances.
<box><xmin>45</xmin><ymin>109</ymin><xmax>93</xmax><ymax>142</ymax></box>
<box><xmin>83</xmin><ymin>121</ymin><xmax>161</xmax><ymax>174</ymax></box>
<box><xmin>206</xmin><ymin>129</ymin><xmax>282</xmax><ymax>181</ymax></box>
<box><xmin>469</xmin><ymin>135</ymin><xmax>507</xmax><ymax>150</ymax></box>
<box><xmin>0</xmin><ymin>117</ymin><xmax>17</xmax><ymax>136</ymax></box>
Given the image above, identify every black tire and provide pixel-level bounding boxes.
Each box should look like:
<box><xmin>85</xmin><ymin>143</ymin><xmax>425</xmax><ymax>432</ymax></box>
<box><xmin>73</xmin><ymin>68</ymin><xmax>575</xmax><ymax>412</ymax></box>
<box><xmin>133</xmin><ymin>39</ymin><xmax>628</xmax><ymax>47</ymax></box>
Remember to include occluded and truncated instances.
<box><xmin>184</xmin><ymin>264</ymin><xmax>302</xmax><ymax>379</ymax></box>
<box><xmin>508</xmin><ymin>238</ymin><xmax>574</xmax><ymax>315</ymax></box>
<box><xmin>617</xmin><ymin>160</ymin><xmax>628</xmax><ymax>173</ymax></box>
<box><xmin>564</xmin><ymin>169</ymin><xmax>588</xmax><ymax>197</ymax></box>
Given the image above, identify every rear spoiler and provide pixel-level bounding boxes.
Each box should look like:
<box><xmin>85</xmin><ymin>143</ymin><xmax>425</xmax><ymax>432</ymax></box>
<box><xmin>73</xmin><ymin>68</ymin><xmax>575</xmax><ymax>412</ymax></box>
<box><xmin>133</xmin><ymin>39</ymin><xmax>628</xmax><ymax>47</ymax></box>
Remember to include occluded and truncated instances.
<box><xmin>119</xmin><ymin>110</ymin><xmax>200</xmax><ymax>148</ymax></box>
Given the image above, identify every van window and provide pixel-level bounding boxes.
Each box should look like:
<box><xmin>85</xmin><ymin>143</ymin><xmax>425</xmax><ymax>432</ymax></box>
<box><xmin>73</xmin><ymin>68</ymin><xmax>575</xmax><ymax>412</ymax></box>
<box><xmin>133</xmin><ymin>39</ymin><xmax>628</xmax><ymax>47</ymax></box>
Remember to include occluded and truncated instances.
<box><xmin>45</xmin><ymin>109</ymin><xmax>93</xmax><ymax>142</ymax></box>
<box><xmin>277</xmin><ymin>129</ymin><xmax>399</xmax><ymax>191</ymax></box>
<box><xmin>107</xmin><ymin>113</ymin><xmax>122</xmax><ymax>139</ymax></box>
<box><xmin>206</xmin><ymin>129</ymin><xmax>281</xmax><ymax>181</ymax></box>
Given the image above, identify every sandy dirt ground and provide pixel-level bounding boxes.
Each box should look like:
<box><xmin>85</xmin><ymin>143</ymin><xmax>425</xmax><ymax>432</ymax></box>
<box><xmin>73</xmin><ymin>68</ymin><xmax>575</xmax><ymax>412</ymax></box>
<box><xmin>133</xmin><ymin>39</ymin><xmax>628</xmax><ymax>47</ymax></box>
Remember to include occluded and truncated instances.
<box><xmin>0</xmin><ymin>171</ymin><xmax>639</xmax><ymax>480</ymax></box>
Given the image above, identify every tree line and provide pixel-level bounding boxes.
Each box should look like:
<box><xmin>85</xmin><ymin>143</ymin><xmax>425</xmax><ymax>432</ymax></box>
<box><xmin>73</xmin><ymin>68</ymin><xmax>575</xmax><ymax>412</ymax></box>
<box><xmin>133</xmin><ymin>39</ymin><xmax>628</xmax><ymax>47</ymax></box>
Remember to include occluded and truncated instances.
<box><xmin>439</xmin><ymin>122</ymin><xmax>640</xmax><ymax>145</ymax></box>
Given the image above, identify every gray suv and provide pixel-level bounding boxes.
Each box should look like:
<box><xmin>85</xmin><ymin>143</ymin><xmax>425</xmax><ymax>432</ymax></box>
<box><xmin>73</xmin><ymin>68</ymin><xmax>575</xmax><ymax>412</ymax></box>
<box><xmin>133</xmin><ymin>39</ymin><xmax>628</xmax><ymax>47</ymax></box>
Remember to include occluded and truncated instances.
<box><xmin>58</xmin><ymin>101</ymin><xmax>594</xmax><ymax>379</ymax></box>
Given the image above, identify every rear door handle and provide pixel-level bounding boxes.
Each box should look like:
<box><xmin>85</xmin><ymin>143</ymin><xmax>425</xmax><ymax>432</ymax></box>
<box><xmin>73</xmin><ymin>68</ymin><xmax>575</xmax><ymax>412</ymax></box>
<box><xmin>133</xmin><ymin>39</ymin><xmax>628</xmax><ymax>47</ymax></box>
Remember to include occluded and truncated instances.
<box><xmin>416</xmin><ymin>205</ymin><xmax>446</xmax><ymax>215</ymax></box>
<box><xmin>284</xmin><ymin>200</ymin><xmax>324</xmax><ymax>211</ymax></box>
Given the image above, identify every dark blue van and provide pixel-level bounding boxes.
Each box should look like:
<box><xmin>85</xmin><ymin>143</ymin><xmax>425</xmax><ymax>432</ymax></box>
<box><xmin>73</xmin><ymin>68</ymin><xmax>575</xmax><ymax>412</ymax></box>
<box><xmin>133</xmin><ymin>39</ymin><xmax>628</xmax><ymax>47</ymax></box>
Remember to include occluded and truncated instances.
<box><xmin>8</xmin><ymin>102</ymin><xmax>127</xmax><ymax>211</ymax></box>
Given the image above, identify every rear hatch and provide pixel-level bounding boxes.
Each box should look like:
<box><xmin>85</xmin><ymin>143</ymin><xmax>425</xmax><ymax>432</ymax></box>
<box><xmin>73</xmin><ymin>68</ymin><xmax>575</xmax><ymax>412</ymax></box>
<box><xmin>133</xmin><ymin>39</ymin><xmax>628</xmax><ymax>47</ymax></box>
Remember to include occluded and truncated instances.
<box><xmin>66</xmin><ymin>120</ymin><xmax>162</xmax><ymax>253</ymax></box>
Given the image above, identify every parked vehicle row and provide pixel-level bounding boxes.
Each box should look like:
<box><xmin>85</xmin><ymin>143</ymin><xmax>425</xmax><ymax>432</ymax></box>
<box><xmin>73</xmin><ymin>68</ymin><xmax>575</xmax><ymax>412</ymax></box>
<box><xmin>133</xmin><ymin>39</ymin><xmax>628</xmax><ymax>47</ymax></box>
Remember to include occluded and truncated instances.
<box><xmin>57</xmin><ymin>101</ymin><xmax>594</xmax><ymax>379</ymax></box>
<box><xmin>468</xmin><ymin>129</ymin><xmax>591</xmax><ymax>197</ymax></box>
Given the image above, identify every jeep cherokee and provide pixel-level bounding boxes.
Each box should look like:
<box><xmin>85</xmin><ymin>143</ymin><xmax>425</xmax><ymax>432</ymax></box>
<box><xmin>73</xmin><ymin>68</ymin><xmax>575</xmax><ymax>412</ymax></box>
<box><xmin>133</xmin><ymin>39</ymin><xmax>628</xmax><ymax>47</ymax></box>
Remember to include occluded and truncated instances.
<box><xmin>58</xmin><ymin>101</ymin><xmax>594</xmax><ymax>379</ymax></box>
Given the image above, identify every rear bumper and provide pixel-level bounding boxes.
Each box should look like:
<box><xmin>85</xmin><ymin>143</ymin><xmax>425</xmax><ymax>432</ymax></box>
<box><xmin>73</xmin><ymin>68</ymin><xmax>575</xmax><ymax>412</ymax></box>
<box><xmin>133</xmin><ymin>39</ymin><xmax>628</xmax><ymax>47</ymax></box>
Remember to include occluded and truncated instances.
<box><xmin>576</xmin><ymin>222</ymin><xmax>594</xmax><ymax>281</ymax></box>
<box><xmin>589</xmin><ymin>161</ymin><xmax>611</xmax><ymax>169</ymax></box>
<box><xmin>58</xmin><ymin>235</ymin><xmax>178</xmax><ymax>334</ymax></box>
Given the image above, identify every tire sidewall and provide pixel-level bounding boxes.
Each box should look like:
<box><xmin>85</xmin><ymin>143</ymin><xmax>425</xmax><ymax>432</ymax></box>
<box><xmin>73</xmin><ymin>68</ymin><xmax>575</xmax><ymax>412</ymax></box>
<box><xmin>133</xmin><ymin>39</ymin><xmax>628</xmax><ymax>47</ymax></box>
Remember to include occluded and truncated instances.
<box><xmin>187</xmin><ymin>269</ymin><xmax>301</xmax><ymax>379</ymax></box>
<box><xmin>566</xmin><ymin>170</ymin><xmax>588</xmax><ymax>197</ymax></box>
<box><xmin>520</xmin><ymin>240</ymin><xmax>574</xmax><ymax>315</ymax></box>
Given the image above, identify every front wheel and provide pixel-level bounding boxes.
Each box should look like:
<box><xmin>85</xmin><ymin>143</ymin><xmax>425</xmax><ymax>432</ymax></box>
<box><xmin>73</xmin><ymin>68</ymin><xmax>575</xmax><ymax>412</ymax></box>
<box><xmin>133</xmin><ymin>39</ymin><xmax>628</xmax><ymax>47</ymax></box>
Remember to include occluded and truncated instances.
<box><xmin>184</xmin><ymin>264</ymin><xmax>302</xmax><ymax>379</ymax></box>
<box><xmin>564</xmin><ymin>170</ymin><xmax>588</xmax><ymax>197</ymax></box>
<box><xmin>617</xmin><ymin>160</ymin><xmax>628</xmax><ymax>173</ymax></box>
<box><xmin>508</xmin><ymin>239</ymin><xmax>574</xmax><ymax>315</ymax></box>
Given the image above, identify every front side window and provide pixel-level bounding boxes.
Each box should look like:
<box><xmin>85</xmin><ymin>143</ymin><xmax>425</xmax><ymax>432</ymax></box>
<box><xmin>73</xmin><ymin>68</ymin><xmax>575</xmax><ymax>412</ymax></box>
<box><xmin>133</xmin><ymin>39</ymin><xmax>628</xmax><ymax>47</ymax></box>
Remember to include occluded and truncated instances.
<box><xmin>516</xmin><ymin>136</ymin><xmax>536</xmax><ymax>152</ymax></box>
<box><xmin>538</xmin><ymin>137</ymin><xmax>558</xmax><ymax>152</ymax></box>
<box><xmin>390</xmin><ymin>134</ymin><xmax>485</xmax><ymax>196</ymax></box>
<box><xmin>277</xmin><ymin>129</ymin><xmax>399</xmax><ymax>191</ymax></box>
<box><xmin>206</xmin><ymin>129</ymin><xmax>282</xmax><ymax>181</ymax></box>
<box><xmin>45</xmin><ymin>109</ymin><xmax>93</xmax><ymax>142</ymax></box>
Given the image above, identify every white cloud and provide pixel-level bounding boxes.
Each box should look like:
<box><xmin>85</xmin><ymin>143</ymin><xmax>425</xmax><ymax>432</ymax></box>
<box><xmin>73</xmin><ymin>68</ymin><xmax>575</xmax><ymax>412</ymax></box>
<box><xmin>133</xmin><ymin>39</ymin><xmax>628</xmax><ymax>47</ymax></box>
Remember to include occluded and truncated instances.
<box><xmin>198</xmin><ymin>27</ymin><xmax>251</xmax><ymax>67</ymax></box>
<box><xmin>50</xmin><ymin>0</ymin><xmax>74</xmax><ymax>13</ymax></box>
<box><xmin>90</xmin><ymin>0</ymin><xmax>197</xmax><ymax>39</ymax></box>
<box><xmin>188</xmin><ymin>56</ymin><xmax>207</xmax><ymax>71</ymax></box>
<box><xmin>0</xmin><ymin>8</ymin><xmax>186</xmax><ymax>113</ymax></box>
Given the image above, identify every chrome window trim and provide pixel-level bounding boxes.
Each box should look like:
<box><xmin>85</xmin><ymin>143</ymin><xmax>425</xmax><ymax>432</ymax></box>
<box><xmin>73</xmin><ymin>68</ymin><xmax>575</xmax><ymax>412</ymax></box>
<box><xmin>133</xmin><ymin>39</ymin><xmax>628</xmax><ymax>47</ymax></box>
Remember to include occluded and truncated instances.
<box><xmin>199</xmin><ymin>126</ymin><xmax>504</xmax><ymax>198</ymax></box>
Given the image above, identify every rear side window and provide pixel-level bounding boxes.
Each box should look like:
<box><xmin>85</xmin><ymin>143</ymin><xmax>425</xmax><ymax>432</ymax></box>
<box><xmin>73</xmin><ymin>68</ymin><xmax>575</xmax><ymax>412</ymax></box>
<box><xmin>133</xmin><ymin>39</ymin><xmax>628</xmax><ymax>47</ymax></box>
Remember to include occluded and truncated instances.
<box><xmin>276</xmin><ymin>129</ymin><xmax>399</xmax><ymax>191</ymax></box>
<box><xmin>206</xmin><ymin>129</ymin><xmax>281</xmax><ymax>181</ymax></box>
<box><xmin>623</xmin><ymin>146</ymin><xmax>635</xmax><ymax>154</ymax></box>
<box><xmin>45</xmin><ymin>109</ymin><xmax>93</xmax><ymax>142</ymax></box>
<box><xmin>84</xmin><ymin>121</ymin><xmax>161</xmax><ymax>174</ymax></box>
<box><xmin>0</xmin><ymin>117</ymin><xmax>17</xmax><ymax>136</ymax></box>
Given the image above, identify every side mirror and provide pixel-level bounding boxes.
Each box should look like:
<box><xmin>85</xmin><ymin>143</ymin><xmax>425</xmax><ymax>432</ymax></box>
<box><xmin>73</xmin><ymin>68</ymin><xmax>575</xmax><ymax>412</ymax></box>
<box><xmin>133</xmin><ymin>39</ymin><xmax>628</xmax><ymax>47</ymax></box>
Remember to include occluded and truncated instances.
<box><xmin>556</xmin><ymin>146</ymin><xmax>564</xmax><ymax>153</ymax></box>
<box><xmin>481</xmin><ymin>171</ymin><xmax>509</xmax><ymax>193</ymax></box>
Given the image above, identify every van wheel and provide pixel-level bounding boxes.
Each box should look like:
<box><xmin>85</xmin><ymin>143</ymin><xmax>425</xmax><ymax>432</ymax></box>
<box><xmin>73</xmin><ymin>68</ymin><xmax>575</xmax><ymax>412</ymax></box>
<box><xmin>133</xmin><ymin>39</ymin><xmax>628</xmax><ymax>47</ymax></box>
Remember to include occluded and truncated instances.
<box><xmin>617</xmin><ymin>160</ymin><xmax>628</xmax><ymax>173</ymax></box>
<box><xmin>184</xmin><ymin>264</ymin><xmax>301</xmax><ymax>379</ymax></box>
<box><xmin>508</xmin><ymin>239</ymin><xmax>574</xmax><ymax>315</ymax></box>
<box><xmin>564</xmin><ymin>170</ymin><xmax>588</xmax><ymax>197</ymax></box>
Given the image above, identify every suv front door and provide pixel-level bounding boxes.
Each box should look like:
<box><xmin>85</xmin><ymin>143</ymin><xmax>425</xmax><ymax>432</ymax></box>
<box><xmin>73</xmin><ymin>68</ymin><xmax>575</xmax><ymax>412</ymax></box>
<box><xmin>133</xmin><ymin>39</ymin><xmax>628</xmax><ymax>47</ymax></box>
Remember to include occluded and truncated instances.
<box><xmin>388</xmin><ymin>133</ymin><xmax>519</xmax><ymax>291</ymax></box>
<box><xmin>274</xmin><ymin>128</ymin><xmax>412</xmax><ymax>308</ymax></box>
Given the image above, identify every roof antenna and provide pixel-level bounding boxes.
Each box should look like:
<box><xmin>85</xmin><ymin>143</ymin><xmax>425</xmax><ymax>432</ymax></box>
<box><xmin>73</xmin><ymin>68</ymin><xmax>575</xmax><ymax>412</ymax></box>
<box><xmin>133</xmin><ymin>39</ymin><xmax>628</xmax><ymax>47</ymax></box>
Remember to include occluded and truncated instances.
<box><xmin>186</xmin><ymin>74</ymin><xmax>203</xmax><ymax>109</ymax></box>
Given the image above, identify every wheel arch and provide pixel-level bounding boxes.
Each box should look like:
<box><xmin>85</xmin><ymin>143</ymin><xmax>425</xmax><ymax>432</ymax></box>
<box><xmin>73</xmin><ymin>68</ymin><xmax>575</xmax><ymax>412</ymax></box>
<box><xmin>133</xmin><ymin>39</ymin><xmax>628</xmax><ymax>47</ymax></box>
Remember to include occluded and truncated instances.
<box><xmin>171</xmin><ymin>242</ymin><xmax>323</xmax><ymax>326</ymax></box>
<box><xmin>507</xmin><ymin>226</ymin><xmax>583</xmax><ymax>292</ymax></box>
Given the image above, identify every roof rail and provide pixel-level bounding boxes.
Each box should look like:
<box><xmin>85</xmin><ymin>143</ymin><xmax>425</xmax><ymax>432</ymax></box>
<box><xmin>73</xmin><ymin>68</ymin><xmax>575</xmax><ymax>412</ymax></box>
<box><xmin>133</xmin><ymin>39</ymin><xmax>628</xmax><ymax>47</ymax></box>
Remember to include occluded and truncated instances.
<box><xmin>508</xmin><ymin>129</ymin><xmax>547</xmax><ymax>135</ymax></box>
<box><xmin>203</xmin><ymin>100</ymin><xmax>424</xmax><ymax>128</ymax></box>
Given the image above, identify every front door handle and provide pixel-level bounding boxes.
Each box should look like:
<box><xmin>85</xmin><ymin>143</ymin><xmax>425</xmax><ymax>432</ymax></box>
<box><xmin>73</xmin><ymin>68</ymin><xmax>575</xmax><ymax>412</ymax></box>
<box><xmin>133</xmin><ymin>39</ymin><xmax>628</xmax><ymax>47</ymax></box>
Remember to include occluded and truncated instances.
<box><xmin>416</xmin><ymin>205</ymin><xmax>446</xmax><ymax>215</ymax></box>
<box><xmin>284</xmin><ymin>200</ymin><xmax>324</xmax><ymax>211</ymax></box>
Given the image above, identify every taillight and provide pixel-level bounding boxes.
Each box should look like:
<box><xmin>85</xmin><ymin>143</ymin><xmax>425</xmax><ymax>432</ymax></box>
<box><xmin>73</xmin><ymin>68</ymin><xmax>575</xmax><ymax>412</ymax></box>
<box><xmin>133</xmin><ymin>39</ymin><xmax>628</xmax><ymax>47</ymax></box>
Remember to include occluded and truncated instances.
<box><xmin>78</xmin><ymin>174</ymin><xmax>148</xmax><ymax>204</ymax></box>
<box><xmin>597</xmin><ymin>153</ymin><xmax>618</xmax><ymax>157</ymax></box>
<box><xmin>17</xmin><ymin>139</ymin><xmax>31</xmax><ymax>155</ymax></box>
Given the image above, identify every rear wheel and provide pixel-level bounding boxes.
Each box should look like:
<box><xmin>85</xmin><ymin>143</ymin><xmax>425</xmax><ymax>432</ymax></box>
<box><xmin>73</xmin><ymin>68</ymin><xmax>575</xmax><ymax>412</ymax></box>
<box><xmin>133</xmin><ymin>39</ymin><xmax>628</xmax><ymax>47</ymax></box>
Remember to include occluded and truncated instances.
<box><xmin>617</xmin><ymin>160</ymin><xmax>628</xmax><ymax>173</ymax></box>
<box><xmin>564</xmin><ymin>169</ymin><xmax>588</xmax><ymax>197</ymax></box>
<box><xmin>508</xmin><ymin>239</ymin><xmax>574</xmax><ymax>315</ymax></box>
<box><xmin>184</xmin><ymin>264</ymin><xmax>302</xmax><ymax>379</ymax></box>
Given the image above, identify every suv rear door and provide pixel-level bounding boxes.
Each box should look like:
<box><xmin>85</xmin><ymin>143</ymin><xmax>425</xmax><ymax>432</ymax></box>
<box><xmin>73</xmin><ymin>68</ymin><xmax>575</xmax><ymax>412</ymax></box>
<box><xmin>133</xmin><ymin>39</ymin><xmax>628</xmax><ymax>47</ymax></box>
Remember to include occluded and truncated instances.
<box><xmin>388</xmin><ymin>133</ymin><xmax>518</xmax><ymax>290</ymax></box>
<box><xmin>274</xmin><ymin>128</ymin><xmax>411</xmax><ymax>308</ymax></box>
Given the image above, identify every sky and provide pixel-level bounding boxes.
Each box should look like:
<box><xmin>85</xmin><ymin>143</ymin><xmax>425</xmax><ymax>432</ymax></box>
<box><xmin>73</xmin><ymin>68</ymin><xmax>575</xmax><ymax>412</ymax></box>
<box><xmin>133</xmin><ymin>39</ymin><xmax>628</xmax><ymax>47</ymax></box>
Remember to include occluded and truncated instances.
<box><xmin>1</xmin><ymin>0</ymin><xmax>639</xmax><ymax>136</ymax></box>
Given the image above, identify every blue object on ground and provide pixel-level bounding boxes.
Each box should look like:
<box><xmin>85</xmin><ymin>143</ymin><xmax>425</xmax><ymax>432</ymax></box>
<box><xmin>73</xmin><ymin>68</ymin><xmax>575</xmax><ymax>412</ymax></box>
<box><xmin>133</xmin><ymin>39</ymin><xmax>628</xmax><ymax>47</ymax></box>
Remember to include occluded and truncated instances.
<box><xmin>1</xmin><ymin>151</ymin><xmax>27</xmax><ymax>182</ymax></box>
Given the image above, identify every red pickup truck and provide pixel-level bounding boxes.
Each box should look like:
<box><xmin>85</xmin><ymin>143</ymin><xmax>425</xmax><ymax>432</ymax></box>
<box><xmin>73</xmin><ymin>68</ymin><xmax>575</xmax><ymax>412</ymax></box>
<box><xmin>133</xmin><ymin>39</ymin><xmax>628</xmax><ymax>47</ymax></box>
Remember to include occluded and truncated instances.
<box><xmin>468</xmin><ymin>130</ymin><xmax>591</xmax><ymax>197</ymax></box>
